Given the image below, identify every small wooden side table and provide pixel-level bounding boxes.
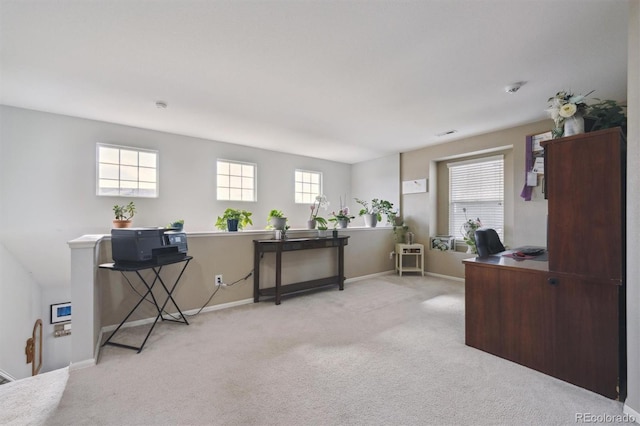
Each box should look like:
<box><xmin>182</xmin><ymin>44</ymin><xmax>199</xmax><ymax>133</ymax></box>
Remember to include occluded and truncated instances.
<box><xmin>395</xmin><ymin>243</ymin><xmax>424</xmax><ymax>276</ymax></box>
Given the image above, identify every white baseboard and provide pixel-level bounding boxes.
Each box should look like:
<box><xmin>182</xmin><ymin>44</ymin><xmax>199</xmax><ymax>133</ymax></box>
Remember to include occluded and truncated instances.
<box><xmin>623</xmin><ymin>404</ymin><xmax>640</xmax><ymax>424</ymax></box>
<box><xmin>69</xmin><ymin>358</ymin><xmax>96</xmax><ymax>371</ymax></box>
<box><xmin>190</xmin><ymin>298</ymin><xmax>255</xmax><ymax>315</ymax></box>
<box><xmin>0</xmin><ymin>368</ymin><xmax>16</xmax><ymax>382</ymax></box>
<box><xmin>100</xmin><ymin>298</ymin><xmax>255</xmax><ymax>333</ymax></box>
<box><xmin>345</xmin><ymin>270</ymin><xmax>394</xmax><ymax>283</ymax></box>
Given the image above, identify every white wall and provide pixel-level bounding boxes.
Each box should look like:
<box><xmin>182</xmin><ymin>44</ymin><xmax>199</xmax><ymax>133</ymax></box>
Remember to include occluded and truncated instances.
<box><xmin>351</xmin><ymin>153</ymin><xmax>400</xmax><ymax>225</ymax></box>
<box><xmin>0</xmin><ymin>105</ymin><xmax>352</xmax><ymax>378</ymax></box>
<box><xmin>625</xmin><ymin>0</ymin><xmax>639</xmax><ymax>417</ymax></box>
<box><xmin>0</xmin><ymin>243</ymin><xmax>42</xmax><ymax>379</ymax></box>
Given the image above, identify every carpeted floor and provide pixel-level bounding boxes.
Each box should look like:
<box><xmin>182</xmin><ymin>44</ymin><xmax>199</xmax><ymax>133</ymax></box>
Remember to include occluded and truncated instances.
<box><xmin>0</xmin><ymin>366</ymin><xmax>69</xmax><ymax>425</ymax></box>
<box><xmin>7</xmin><ymin>274</ymin><xmax>631</xmax><ymax>425</ymax></box>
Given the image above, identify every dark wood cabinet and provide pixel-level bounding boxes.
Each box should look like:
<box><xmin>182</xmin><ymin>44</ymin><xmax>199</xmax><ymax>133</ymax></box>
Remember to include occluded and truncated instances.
<box><xmin>465</xmin><ymin>128</ymin><xmax>626</xmax><ymax>400</ymax></box>
<box><xmin>552</xmin><ymin>274</ymin><xmax>620</xmax><ymax>397</ymax></box>
<box><xmin>499</xmin><ymin>268</ymin><xmax>555</xmax><ymax>375</ymax></box>
<box><xmin>544</xmin><ymin>128</ymin><xmax>625</xmax><ymax>279</ymax></box>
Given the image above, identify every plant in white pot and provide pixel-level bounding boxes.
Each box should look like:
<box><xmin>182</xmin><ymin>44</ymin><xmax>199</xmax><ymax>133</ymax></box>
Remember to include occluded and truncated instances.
<box><xmin>266</xmin><ymin>209</ymin><xmax>287</xmax><ymax>230</ymax></box>
<box><xmin>355</xmin><ymin>198</ymin><xmax>395</xmax><ymax>228</ymax></box>
<box><xmin>308</xmin><ymin>195</ymin><xmax>329</xmax><ymax>229</ymax></box>
<box><xmin>317</xmin><ymin>220</ymin><xmax>330</xmax><ymax>237</ymax></box>
<box><xmin>112</xmin><ymin>201</ymin><xmax>136</xmax><ymax>228</ymax></box>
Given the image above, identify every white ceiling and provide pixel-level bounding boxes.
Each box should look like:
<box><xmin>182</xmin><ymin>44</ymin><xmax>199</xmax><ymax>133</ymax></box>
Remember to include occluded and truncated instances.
<box><xmin>0</xmin><ymin>0</ymin><xmax>629</xmax><ymax>164</ymax></box>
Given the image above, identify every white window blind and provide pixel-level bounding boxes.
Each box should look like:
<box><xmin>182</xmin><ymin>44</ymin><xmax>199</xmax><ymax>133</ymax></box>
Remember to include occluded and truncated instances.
<box><xmin>294</xmin><ymin>169</ymin><xmax>322</xmax><ymax>204</ymax></box>
<box><xmin>448</xmin><ymin>155</ymin><xmax>504</xmax><ymax>240</ymax></box>
<box><xmin>216</xmin><ymin>159</ymin><xmax>256</xmax><ymax>201</ymax></box>
<box><xmin>97</xmin><ymin>144</ymin><xmax>158</xmax><ymax>197</ymax></box>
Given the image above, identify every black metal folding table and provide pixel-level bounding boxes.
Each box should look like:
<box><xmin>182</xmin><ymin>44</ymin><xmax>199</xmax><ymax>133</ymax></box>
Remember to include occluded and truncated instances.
<box><xmin>99</xmin><ymin>256</ymin><xmax>192</xmax><ymax>353</ymax></box>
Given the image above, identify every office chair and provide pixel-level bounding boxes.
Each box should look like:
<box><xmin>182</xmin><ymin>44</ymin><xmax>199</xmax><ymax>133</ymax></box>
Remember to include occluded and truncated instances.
<box><xmin>474</xmin><ymin>228</ymin><xmax>505</xmax><ymax>258</ymax></box>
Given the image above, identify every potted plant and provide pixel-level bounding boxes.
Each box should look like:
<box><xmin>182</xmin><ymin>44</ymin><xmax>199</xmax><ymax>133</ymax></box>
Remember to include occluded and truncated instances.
<box><xmin>308</xmin><ymin>195</ymin><xmax>329</xmax><ymax>229</ymax></box>
<box><xmin>355</xmin><ymin>198</ymin><xmax>396</xmax><ymax>227</ymax></box>
<box><xmin>328</xmin><ymin>208</ymin><xmax>354</xmax><ymax>229</ymax></box>
<box><xmin>317</xmin><ymin>221</ymin><xmax>330</xmax><ymax>238</ymax></box>
<box><xmin>313</xmin><ymin>217</ymin><xmax>328</xmax><ymax>236</ymax></box>
<box><xmin>215</xmin><ymin>208</ymin><xmax>253</xmax><ymax>232</ymax></box>
<box><xmin>393</xmin><ymin>222</ymin><xmax>409</xmax><ymax>243</ymax></box>
<box><xmin>585</xmin><ymin>99</ymin><xmax>627</xmax><ymax>136</ymax></box>
<box><xmin>167</xmin><ymin>219</ymin><xmax>184</xmax><ymax>231</ymax></box>
<box><xmin>112</xmin><ymin>201</ymin><xmax>136</xmax><ymax>228</ymax></box>
<box><xmin>546</xmin><ymin>89</ymin><xmax>593</xmax><ymax>138</ymax></box>
<box><xmin>266</xmin><ymin>209</ymin><xmax>287</xmax><ymax>230</ymax></box>
<box><xmin>328</xmin><ymin>196</ymin><xmax>354</xmax><ymax>229</ymax></box>
<box><xmin>462</xmin><ymin>217</ymin><xmax>482</xmax><ymax>254</ymax></box>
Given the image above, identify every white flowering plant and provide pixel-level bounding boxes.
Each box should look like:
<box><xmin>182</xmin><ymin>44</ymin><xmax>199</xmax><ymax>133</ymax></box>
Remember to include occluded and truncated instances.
<box><xmin>546</xmin><ymin>90</ymin><xmax>593</xmax><ymax>138</ymax></box>
<box><xmin>309</xmin><ymin>195</ymin><xmax>329</xmax><ymax>228</ymax></box>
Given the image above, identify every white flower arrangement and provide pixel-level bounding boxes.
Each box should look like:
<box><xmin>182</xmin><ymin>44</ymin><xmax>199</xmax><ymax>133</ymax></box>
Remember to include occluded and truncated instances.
<box><xmin>546</xmin><ymin>90</ymin><xmax>593</xmax><ymax>138</ymax></box>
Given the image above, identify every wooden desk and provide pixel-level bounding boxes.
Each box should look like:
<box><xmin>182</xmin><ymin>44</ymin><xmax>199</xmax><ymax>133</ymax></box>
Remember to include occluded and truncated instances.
<box><xmin>464</xmin><ymin>255</ymin><xmax>622</xmax><ymax>399</ymax></box>
<box><xmin>253</xmin><ymin>236</ymin><xmax>349</xmax><ymax>305</ymax></box>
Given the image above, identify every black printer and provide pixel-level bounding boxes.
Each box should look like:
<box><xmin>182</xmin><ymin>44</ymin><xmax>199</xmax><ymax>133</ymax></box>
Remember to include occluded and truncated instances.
<box><xmin>111</xmin><ymin>228</ymin><xmax>188</xmax><ymax>264</ymax></box>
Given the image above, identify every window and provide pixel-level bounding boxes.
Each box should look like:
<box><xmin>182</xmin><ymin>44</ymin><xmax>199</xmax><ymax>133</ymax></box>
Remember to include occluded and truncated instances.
<box><xmin>448</xmin><ymin>155</ymin><xmax>504</xmax><ymax>240</ymax></box>
<box><xmin>295</xmin><ymin>170</ymin><xmax>322</xmax><ymax>204</ymax></box>
<box><xmin>217</xmin><ymin>160</ymin><xmax>256</xmax><ymax>201</ymax></box>
<box><xmin>97</xmin><ymin>144</ymin><xmax>158</xmax><ymax>197</ymax></box>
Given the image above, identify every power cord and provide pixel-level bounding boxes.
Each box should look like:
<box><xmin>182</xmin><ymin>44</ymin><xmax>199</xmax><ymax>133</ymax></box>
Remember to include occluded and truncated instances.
<box><xmin>121</xmin><ymin>269</ymin><xmax>254</xmax><ymax>319</ymax></box>
<box><xmin>185</xmin><ymin>269</ymin><xmax>253</xmax><ymax>317</ymax></box>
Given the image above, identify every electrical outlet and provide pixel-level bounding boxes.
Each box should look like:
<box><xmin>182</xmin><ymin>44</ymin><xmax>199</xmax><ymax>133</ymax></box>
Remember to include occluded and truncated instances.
<box><xmin>215</xmin><ymin>275</ymin><xmax>223</xmax><ymax>286</ymax></box>
<box><xmin>389</xmin><ymin>251</ymin><xmax>395</xmax><ymax>259</ymax></box>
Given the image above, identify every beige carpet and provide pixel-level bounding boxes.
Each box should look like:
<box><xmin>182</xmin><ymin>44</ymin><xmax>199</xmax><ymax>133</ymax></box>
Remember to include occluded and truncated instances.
<box><xmin>22</xmin><ymin>275</ymin><xmax>631</xmax><ymax>425</ymax></box>
<box><xmin>0</xmin><ymin>366</ymin><xmax>69</xmax><ymax>425</ymax></box>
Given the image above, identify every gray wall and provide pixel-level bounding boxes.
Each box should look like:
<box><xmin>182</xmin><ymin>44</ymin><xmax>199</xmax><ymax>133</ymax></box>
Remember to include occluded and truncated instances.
<box><xmin>401</xmin><ymin>119</ymin><xmax>552</xmax><ymax>278</ymax></box>
<box><xmin>0</xmin><ymin>105</ymin><xmax>357</xmax><ymax>378</ymax></box>
<box><xmin>625</xmin><ymin>0</ymin><xmax>639</xmax><ymax>417</ymax></box>
<box><xmin>351</xmin><ymin>153</ymin><xmax>400</xmax><ymax>225</ymax></box>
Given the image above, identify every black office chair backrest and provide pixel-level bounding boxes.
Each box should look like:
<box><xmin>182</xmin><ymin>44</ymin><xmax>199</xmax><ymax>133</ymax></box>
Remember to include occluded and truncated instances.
<box><xmin>475</xmin><ymin>228</ymin><xmax>505</xmax><ymax>258</ymax></box>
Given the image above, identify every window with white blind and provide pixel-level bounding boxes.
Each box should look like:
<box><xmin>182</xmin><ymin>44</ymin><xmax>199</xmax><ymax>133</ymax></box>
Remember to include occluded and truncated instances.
<box><xmin>448</xmin><ymin>155</ymin><xmax>504</xmax><ymax>240</ymax></box>
<box><xmin>97</xmin><ymin>144</ymin><xmax>158</xmax><ymax>197</ymax></box>
<box><xmin>216</xmin><ymin>159</ymin><xmax>256</xmax><ymax>201</ymax></box>
<box><xmin>294</xmin><ymin>170</ymin><xmax>322</xmax><ymax>204</ymax></box>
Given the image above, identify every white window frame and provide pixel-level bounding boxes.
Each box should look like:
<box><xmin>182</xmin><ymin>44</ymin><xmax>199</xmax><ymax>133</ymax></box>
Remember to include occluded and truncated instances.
<box><xmin>96</xmin><ymin>143</ymin><xmax>159</xmax><ymax>197</ymax></box>
<box><xmin>448</xmin><ymin>155</ymin><xmax>504</xmax><ymax>241</ymax></box>
<box><xmin>216</xmin><ymin>159</ymin><xmax>257</xmax><ymax>202</ymax></box>
<box><xmin>294</xmin><ymin>169</ymin><xmax>323</xmax><ymax>204</ymax></box>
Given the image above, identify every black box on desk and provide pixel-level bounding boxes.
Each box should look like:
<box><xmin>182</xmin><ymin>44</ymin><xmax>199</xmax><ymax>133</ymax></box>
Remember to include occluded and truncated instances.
<box><xmin>111</xmin><ymin>228</ymin><xmax>188</xmax><ymax>263</ymax></box>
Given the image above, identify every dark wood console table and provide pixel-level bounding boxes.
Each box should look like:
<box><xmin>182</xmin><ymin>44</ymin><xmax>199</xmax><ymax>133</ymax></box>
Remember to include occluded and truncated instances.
<box><xmin>253</xmin><ymin>236</ymin><xmax>349</xmax><ymax>305</ymax></box>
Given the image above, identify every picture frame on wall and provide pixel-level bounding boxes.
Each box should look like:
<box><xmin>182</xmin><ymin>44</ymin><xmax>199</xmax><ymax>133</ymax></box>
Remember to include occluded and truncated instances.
<box><xmin>430</xmin><ymin>235</ymin><xmax>455</xmax><ymax>251</ymax></box>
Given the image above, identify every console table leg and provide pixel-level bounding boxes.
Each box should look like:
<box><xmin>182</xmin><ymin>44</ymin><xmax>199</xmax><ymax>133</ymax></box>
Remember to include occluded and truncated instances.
<box><xmin>275</xmin><ymin>247</ymin><xmax>282</xmax><ymax>305</ymax></box>
<box><xmin>338</xmin><ymin>245</ymin><xmax>345</xmax><ymax>291</ymax></box>
<box><xmin>253</xmin><ymin>243</ymin><xmax>260</xmax><ymax>303</ymax></box>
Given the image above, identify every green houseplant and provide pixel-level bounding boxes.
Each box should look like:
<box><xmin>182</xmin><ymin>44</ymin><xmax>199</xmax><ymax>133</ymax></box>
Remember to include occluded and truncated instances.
<box><xmin>215</xmin><ymin>208</ymin><xmax>253</xmax><ymax>232</ymax></box>
<box><xmin>585</xmin><ymin>99</ymin><xmax>627</xmax><ymax>135</ymax></box>
<box><xmin>317</xmin><ymin>220</ymin><xmax>330</xmax><ymax>237</ymax></box>
<box><xmin>462</xmin><ymin>218</ymin><xmax>482</xmax><ymax>253</ymax></box>
<box><xmin>112</xmin><ymin>201</ymin><xmax>136</xmax><ymax>228</ymax></box>
<box><xmin>355</xmin><ymin>198</ymin><xmax>396</xmax><ymax>227</ymax></box>
<box><xmin>167</xmin><ymin>219</ymin><xmax>184</xmax><ymax>231</ymax></box>
<box><xmin>266</xmin><ymin>209</ymin><xmax>287</xmax><ymax>230</ymax></box>
<box><xmin>328</xmin><ymin>208</ymin><xmax>355</xmax><ymax>228</ymax></box>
